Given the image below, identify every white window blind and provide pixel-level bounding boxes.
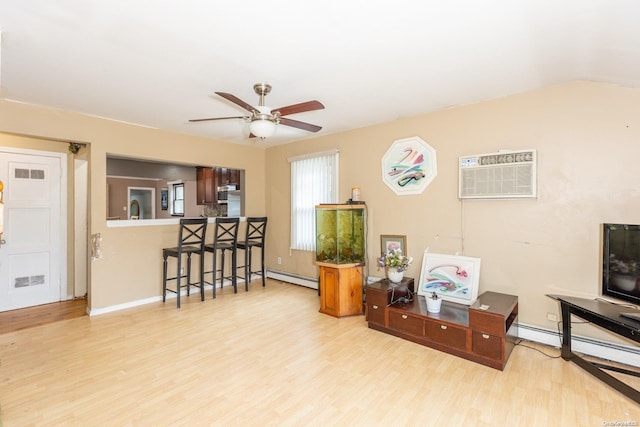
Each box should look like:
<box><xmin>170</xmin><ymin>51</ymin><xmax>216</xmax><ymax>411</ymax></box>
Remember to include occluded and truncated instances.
<box><xmin>289</xmin><ymin>150</ymin><xmax>339</xmax><ymax>251</ymax></box>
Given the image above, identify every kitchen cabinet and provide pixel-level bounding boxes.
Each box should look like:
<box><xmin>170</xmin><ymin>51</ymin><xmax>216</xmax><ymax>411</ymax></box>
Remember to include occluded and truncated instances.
<box><xmin>196</xmin><ymin>167</ymin><xmax>242</xmax><ymax>205</ymax></box>
<box><xmin>216</xmin><ymin>168</ymin><xmax>228</xmax><ymax>186</ymax></box>
<box><xmin>216</xmin><ymin>168</ymin><xmax>241</xmax><ymax>188</ymax></box>
<box><xmin>228</xmin><ymin>169</ymin><xmax>241</xmax><ymax>189</ymax></box>
<box><xmin>196</xmin><ymin>167</ymin><xmax>216</xmax><ymax>205</ymax></box>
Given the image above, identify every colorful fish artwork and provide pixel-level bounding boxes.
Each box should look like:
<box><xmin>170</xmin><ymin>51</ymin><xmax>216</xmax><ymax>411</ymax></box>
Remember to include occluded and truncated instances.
<box><xmin>381</xmin><ymin>136</ymin><xmax>437</xmax><ymax>195</ymax></box>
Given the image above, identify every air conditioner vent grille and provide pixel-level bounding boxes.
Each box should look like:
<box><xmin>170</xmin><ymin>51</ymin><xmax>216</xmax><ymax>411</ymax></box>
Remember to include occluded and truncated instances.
<box><xmin>459</xmin><ymin>150</ymin><xmax>536</xmax><ymax>199</ymax></box>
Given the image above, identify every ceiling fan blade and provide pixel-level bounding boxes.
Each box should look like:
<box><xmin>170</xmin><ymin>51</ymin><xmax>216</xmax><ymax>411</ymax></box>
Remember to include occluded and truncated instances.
<box><xmin>272</xmin><ymin>100</ymin><xmax>325</xmax><ymax>117</ymax></box>
<box><xmin>215</xmin><ymin>92</ymin><xmax>259</xmax><ymax>114</ymax></box>
<box><xmin>189</xmin><ymin>116</ymin><xmax>248</xmax><ymax>122</ymax></box>
<box><xmin>279</xmin><ymin>117</ymin><xmax>322</xmax><ymax>133</ymax></box>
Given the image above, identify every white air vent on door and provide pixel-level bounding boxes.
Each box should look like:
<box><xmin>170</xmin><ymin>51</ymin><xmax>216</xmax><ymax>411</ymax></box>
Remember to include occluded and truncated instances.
<box><xmin>458</xmin><ymin>150</ymin><xmax>536</xmax><ymax>199</ymax></box>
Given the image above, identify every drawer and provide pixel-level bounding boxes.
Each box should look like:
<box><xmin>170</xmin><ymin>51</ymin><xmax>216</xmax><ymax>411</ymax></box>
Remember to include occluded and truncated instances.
<box><xmin>388</xmin><ymin>310</ymin><xmax>424</xmax><ymax>336</ymax></box>
<box><xmin>469</xmin><ymin>309</ymin><xmax>505</xmax><ymax>337</ymax></box>
<box><xmin>425</xmin><ymin>321</ymin><xmax>467</xmax><ymax>350</ymax></box>
<box><xmin>472</xmin><ymin>331</ymin><xmax>503</xmax><ymax>360</ymax></box>
<box><xmin>366</xmin><ymin>289</ymin><xmax>389</xmax><ymax>308</ymax></box>
<box><xmin>366</xmin><ymin>302</ymin><xmax>386</xmax><ymax>326</ymax></box>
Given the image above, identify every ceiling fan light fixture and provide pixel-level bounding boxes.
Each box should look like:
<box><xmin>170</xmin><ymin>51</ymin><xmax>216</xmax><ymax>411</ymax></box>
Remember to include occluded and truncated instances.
<box><xmin>190</xmin><ymin>84</ymin><xmax>324</xmax><ymax>139</ymax></box>
<box><xmin>250</xmin><ymin>118</ymin><xmax>277</xmax><ymax>139</ymax></box>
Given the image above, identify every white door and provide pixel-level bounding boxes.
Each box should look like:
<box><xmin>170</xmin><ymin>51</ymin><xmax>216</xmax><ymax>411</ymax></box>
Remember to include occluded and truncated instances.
<box><xmin>0</xmin><ymin>150</ymin><xmax>64</xmax><ymax>312</ymax></box>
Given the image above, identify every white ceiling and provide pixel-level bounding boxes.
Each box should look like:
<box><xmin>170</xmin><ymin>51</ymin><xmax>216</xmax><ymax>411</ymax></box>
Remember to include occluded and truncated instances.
<box><xmin>1</xmin><ymin>0</ymin><xmax>640</xmax><ymax>147</ymax></box>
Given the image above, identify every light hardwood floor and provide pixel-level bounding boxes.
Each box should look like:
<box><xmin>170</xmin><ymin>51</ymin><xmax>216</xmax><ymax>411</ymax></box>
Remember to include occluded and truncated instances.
<box><xmin>0</xmin><ymin>280</ymin><xmax>638</xmax><ymax>426</ymax></box>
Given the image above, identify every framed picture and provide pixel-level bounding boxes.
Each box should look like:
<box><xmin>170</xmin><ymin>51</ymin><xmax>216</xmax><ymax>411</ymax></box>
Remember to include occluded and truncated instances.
<box><xmin>417</xmin><ymin>252</ymin><xmax>481</xmax><ymax>305</ymax></box>
<box><xmin>160</xmin><ymin>188</ymin><xmax>168</xmax><ymax>210</ymax></box>
<box><xmin>380</xmin><ymin>234</ymin><xmax>407</xmax><ymax>256</ymax></box>
<box><xmin>381</xmin><ymin>136</ymin><xmax>438</xmax><ymax>196</ymax></box>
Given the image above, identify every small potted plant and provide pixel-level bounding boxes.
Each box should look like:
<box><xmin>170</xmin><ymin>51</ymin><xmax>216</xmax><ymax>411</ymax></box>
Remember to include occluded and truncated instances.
<box><xmin>378</xmin><ymin>244</ymin><xmax>412</xmax><ymax>283</ymax></box>
<box><xmin>426</xmin><ymin>292</ymin><xmax>442</xmax><ymax>313</ymax></box>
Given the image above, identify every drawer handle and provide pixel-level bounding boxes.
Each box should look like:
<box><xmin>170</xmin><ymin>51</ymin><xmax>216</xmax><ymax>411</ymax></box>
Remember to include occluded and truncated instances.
<box><xmin>373</xmin><ymin>305</ymin><xmax>379</xmax><ymax>310</ymax></box>
<box><xmin>440</xmin><ymin>325</ymin><xmax>447</xmax><ymax>330</ymax></box>
<box><xmin>402</xmin><ymin>315</ymin><xmax>408</xmax><ymax>319</ymax></box>
<box><xmin>482</xmin><ymin>334</ymin><xmax>490</xmax><ymax>339</ymax></box>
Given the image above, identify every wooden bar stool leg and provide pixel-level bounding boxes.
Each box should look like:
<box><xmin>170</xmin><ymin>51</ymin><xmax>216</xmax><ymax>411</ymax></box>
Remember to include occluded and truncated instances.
<box><xmin>163</xmin><ymin>254</ymin><xmax>168</xmax><ymax>302</ymax></box>
<box><xmin>186</xmin><ymin>254</ymin><xmax>192</xmax><ymax>296</ymax></box>
<box><xmin>212</xmin><ymin>250</ymin><xmax>218</xmax><ymax>299</ymax></box>
<box><xmin>260</xmin><ymin>246</ymin><xmax>266</xmax><ymax>287</ymax></box>
<box><xmin>244</xmin><ymin>247</ymin><xmax>250</xmax><ymax>291</ymax></box>
<box><xmin>221</xmin><ymin>250</ymin><xmax>226</xmax><ymax>289</ymax></box>
<box><xmin>199</xmin><ymin>254</ymin><xmax>205</xmax><ymax>301</ymax></box>
<box><xmin>176</xmin><ymin>256</ymin><xmax>182</xmax><ymax>309</ymax></box>
<box><xmin>231</xmin><ymin>248</ymin><xmax>238</xmax><ymax>293</ymax></box>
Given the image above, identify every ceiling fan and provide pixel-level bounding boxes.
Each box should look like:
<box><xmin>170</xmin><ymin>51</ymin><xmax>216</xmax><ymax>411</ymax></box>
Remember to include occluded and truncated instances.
<box><xmin>189</xmin><ymin>83</ymin><xmax>325</xmax><ymax>139</ymax></box>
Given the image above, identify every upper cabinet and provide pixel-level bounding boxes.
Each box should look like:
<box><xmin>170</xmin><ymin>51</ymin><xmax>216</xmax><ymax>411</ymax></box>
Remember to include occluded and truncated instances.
<box><xmin>196</xmin><ymin>167</ymin><xmax>216</xmax><ymax>205</ymax></box>
<box><xmin>216</xmin><ymin>167</ymin><xmax>241</xmax><ymax>189</ymax></box>
<box><xmin>196</xmin><ymin>166</ymin><xmax>242</xmax><ymax>205</ymax></box>
<box><xmin>228</xmin><ymin>169</ymin><xmax>241</xmax><ymax>189</ymax></box>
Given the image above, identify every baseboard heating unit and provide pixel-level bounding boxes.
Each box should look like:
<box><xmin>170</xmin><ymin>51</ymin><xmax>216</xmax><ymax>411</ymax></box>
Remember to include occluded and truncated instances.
<box><xmin>267</xmin><ymin>270</ymin><xmax>318</xmax><ymax>289</ymax></box>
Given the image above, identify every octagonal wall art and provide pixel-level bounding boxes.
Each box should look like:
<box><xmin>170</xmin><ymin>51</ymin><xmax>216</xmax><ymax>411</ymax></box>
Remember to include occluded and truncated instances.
<box><xmin>381</xmin><ymin>136</ymin><xmax>437</xmax><ymax>195</ymax></box>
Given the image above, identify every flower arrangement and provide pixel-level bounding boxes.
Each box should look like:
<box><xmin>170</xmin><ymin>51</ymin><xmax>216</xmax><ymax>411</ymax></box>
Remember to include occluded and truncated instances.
<box><xmin>378</xmin><ymin>244</ymin><xmax>413</xmax><ymax>272</ymax></box>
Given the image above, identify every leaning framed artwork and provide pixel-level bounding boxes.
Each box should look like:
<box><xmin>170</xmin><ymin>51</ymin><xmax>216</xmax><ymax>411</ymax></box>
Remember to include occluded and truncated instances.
<box><xmin>417</xmin><ymin>251</ymin><xmax>481</xmax><ymax>305</ymax></box>
<box><xmin>380</xmin><ymin>234</ymin><xmax>407</xmax><ymax>256</ymax></box>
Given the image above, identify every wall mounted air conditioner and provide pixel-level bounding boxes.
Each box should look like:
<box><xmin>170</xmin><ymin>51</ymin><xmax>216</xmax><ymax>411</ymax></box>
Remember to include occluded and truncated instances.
<box><xmin>458</xmin><ymin>150</ymin><xmax>537</xmax><ymax>199</ymax></box>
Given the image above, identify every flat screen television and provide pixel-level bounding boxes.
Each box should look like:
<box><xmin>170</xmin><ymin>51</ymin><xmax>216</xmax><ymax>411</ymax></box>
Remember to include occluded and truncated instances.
<box><xmin>602</xmin><ymin>223</ymin><xmax>640</xmax><ymax>306</ymax></box>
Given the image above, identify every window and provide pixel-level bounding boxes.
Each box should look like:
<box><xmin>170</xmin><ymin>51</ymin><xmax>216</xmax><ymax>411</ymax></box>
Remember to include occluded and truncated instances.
<box><xmin>289</xmin><ymin>150</ymin><xmax>339</xmax><ymax>251</ymax></box>
<box><xmin>168</xmin><ymin>181</ymin><xmax>184</xmax><ymax>216</ymax></box>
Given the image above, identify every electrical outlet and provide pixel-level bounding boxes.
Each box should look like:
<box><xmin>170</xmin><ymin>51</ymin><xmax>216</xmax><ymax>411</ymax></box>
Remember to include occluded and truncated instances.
<box><xmin>546</xmin><ymin>312</ymin><xmax>557</xmax><ymax>322</ymax></box>
<box><xmin>277</xmin><ymin>257</ymin><xmax>282</xmax><ymax>265</ymax></box>
<box><xmin>180</xmin><ymin>268</ymin><xmax>184</xmax><ymax>275</ymax></box>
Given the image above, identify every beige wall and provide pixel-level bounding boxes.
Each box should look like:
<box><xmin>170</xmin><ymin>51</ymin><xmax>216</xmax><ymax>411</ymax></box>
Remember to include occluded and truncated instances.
<box><xmin>2</xmin><ymin>80</ymin><xmax>640</xmax><ymax>346</ymax></box>
<box><xmin>266</xmin><ymin>81</ymin><xmax>640</xmax><ymax>344</ymax></box>
<box><xmin>0</xmin><ymin>99</ymin><xmax>266</xmax><ymax>311</ymax></box>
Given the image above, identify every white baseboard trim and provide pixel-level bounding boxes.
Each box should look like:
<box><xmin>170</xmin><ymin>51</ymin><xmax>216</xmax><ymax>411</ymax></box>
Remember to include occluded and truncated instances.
<box><xmin>517</xmin><ymin>323</ymin><xmax>640</xmax><ymax>368</ymax></box>
<box><xmin>89</xmin><ymin>281</ymin><xmax>234</xmax><ymax>316</ymax></box>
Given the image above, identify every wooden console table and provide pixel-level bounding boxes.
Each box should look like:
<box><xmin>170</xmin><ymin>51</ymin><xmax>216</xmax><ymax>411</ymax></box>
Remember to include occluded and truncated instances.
<box><xmin>366</xmin><ymin>279</ymin><xmax>518</xmax><ymax>370</ymax></box>
<box><xmin>548</xmin><ymin>294</ymin><xmax>640</xmax><ymax>404</ymax></box>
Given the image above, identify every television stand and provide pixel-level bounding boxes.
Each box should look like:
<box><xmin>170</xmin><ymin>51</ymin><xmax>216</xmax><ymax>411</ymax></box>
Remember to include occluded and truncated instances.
<box><xmin>620</xmin><ymin>312</ymin><xmax>640</xmax><ymax>322</ymax></box>
<box><xmin>547</xmin><ymin>294</ymin><xmax>640</xmax><ymax>404</ymax></box>
<box><xmin>367</xmin><ymin>279</ymin><xmax>518</xmax><ymax>370</ymax></box>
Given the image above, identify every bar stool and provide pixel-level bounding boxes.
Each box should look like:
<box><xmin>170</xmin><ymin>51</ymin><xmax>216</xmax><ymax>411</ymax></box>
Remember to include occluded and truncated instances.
<box><xmin>162</xmin><ymin>217</ymin><xmax>208</xmax><ymax>308</ymax></box>
<box><xmin>205</xmin><ymin>217</ymin><xmax>240</xmax><ymax>297</ymax></box>
<box><xmin>236</xmin><ymin>217</ymin><xmax>268</xmax><ymax>290</ymax></box>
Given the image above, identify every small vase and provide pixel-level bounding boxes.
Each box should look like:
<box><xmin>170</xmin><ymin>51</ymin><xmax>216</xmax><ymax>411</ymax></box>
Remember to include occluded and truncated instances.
<box><xmin>426</xmin><ymin>296</ymin><xmax>442</xmax><ymax>313</ymax></box>
<box><xmin>387</xmin><ymin>268</ymin><xmax>404</xmax><ymax>284</ymax></box>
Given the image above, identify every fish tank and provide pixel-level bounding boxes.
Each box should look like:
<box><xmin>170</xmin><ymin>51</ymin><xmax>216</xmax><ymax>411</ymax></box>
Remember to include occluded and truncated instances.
<box><xmin>315</xmin><ymin>204</ymin><xmax>366</xmax><ymax>265</ymax></box>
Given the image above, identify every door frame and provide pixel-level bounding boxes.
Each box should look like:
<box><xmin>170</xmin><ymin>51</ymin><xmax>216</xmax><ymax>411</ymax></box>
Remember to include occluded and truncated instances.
<box><xmin>74</xmin><ymin>154</ymin><xmax>88</xmax><ymax>298</ymax></box>
<box><xmin>0</xmin><ymin>145</ymin><xmax>68</xmax><ymax>305</ymax></box>
<box><xmin>127</xmin><ymin>186</ymin><xmax>155</xmax><ymax>220</ymax></box>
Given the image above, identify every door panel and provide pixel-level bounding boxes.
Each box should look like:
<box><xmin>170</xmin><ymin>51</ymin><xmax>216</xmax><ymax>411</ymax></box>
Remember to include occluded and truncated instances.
<box><xmin>0</xmin><ymin>151</ymin><xmax>62</xmax><ymax>311</ymax></box>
